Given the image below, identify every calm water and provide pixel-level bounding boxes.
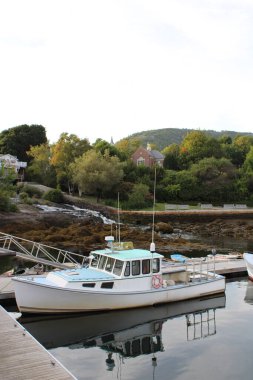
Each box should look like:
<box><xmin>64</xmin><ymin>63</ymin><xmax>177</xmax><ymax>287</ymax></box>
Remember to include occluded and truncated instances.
<box><xmin>18</xmin><ymin>278</ymin><xmax>253</xmax><ymax>380</ymax></box>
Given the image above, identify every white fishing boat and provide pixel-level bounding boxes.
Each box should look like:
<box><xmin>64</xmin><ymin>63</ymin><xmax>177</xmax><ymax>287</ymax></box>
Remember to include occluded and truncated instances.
<box><xmin>243</xmin><ymin>252</ymin><xmax>253</xmax><ymax>280</ymax></box>
<box><xmin>12</xmin><ymin>235</ymin><xmax>225</xmax><ymax>314</ymax></box>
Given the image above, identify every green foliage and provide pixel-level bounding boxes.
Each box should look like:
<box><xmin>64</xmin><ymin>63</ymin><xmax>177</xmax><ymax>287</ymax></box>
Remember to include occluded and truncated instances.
<box><xmin>162</xmin><ymin>143</ymin><xmax>181</xmax><ymax>170</ymax></box>
<box><xmin>0</xmin><ymin>124</ymin><xmax>47</xmax><ymax>162</ymax></box>
<box><xmin>26</xmin><ymin>143</ymin><xmax>57</xmax><ymax>187</ymax></box>
<box><xmin>51</xmin><ymin>133</ymin><xmax>91</xmax><ymax>193</ymax></box>
<box><xmin>190</xmin><ymin>157</ymin><xmax>237</xmax><ymax>202</ymax></box>
<box><xmin>19</xmin><ymin>184</ymin><xmax>43</xmax><ymax>198</ymax></box>
<box><xmin>125</xmin><ymin>128</ymin><xmax>253</xmax><ymax>151</ymax></box>
<box><xmin>0</xmin><ymin>190</ymin><xmax>17</xmax><ymax>211</ymax></box>
<box><xmin>223</xmin><ymin>136</ymin><xmax>253</xmax><ymax>167</ymax></box>
<box><xmin>243</xmin><ymin>146</ymin><xmax>253</xmax><ymax>173</ymax></box>
<box><xmin>124</xmin><ymin>183</ymin><xmax>152</xmax><ymax>209</ymax></box>
<box><xmin>180</xmin><ymin>131</ymin><xmax>222</xmax><ymax>166</ymax></box>
<box><xmin>115</xmin><ymin>138</ymin><xmax>141</xmax><ymax>159</ymax></box>
<box><xmin>43</xmin><ymin>189</ymin><xmax>64</xmax><ymax>203</ymax></box>
<box><xmin>71</xmin><ymin>150</ymin><xmax>123</xmax><ymax>201</ymax></box>
<box><xmin>93</xmin><ymin>139</ymin><xmax>122</xmax><ymax>159</ymax></box>
<box><xmin>19</xmin><ymin>192</ymin><xmax>33</xmax><ymax>204</ymax></box>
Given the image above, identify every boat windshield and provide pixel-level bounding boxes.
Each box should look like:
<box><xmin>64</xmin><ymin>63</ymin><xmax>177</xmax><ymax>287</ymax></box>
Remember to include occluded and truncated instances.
<box><xmin>90</xmin><ymin>254</ymin><xmax>124</xmax><ymax>276</ymax></box>
<box><xmin>90</xmin><ymin>254</ymin><xmax>100</xmax><ymax>268</ymax></box>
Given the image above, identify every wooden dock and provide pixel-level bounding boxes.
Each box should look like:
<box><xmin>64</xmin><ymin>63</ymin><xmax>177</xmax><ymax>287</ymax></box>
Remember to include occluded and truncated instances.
<box><xmin>0</xmin><ymin>306</ymin><xmax>76</xmax><ymax>380</ymax></box>
<box><xmin>0</xmin><ymin>276</ymin><xmax>15</xmax><ymax>300</ymax></box>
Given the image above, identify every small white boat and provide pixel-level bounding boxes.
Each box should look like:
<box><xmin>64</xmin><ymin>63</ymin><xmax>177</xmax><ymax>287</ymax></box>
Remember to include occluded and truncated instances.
<box><xmin>12</xmin><ymin>235</ymin><xmax>226</xmax><ymax>314</ymax></box>
<box><xmin>243</xmin><ymin>252</ymin><xmax>253</xmax><ymax>281</ymax></box>
<box><xmin>207</xmin><ymin>253</ymin><xmax>242</xmax><ymax>261</ymax></box>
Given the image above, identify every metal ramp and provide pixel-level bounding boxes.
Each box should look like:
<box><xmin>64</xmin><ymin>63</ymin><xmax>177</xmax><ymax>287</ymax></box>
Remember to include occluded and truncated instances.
<box><xmin>0</xmin><ymin>232</ymin><xmax>87</xmax><ymax>269</ymax></box>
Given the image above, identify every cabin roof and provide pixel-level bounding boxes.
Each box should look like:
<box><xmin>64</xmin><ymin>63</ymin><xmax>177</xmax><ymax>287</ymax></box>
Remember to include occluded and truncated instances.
<box><xmin>91</xmin><ymin>248</ymin><xmax>163</xmax><ymax>261</ymax></box>
<box><xmin>56</xmin><ymin>268</ymin><xmax>115</xmax><ymax>281</ymax></box>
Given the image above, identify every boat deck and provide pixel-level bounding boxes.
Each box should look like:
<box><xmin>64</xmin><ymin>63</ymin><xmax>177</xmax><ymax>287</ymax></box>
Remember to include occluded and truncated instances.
<box><xmin>162</xmin><ymin>258</ymin><xmax>246</xmax><ymax>277</ymax></box>
<box><xmin>0</xmin><ymin>306</ymin><xmax>76</xmax><ymax>380</ymax></box>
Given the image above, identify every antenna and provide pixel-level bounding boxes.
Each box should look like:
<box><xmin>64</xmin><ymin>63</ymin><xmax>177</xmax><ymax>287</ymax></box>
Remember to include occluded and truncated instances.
<box><xmin>150</xmin><ymin>167</ymin><xmax>156</xmax><ymax>253</ymax></box>
<box><xmin>118</xmin><ymin>192</ymin><xmax>121</xmax><ymax>245</ymax></box>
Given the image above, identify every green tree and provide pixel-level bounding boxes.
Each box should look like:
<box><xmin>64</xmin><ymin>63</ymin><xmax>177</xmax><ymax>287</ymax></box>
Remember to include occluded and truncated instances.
<box><xmin>0</xmin><ymin>124</ymin><xmax>47</xmax><ymax>162</ymax></box>
<box><xmin>127</xmin><ymin>183</ymin><xmax>151</xmax><ymax>209</ymax></box>
<box><xmin>190</xmin><ymin>157</ymin><xmax>237</xmax><ymax>202</ymax></box>
<box><xmin>26</xmin><ymin>143</ymin><xmax>56</xmax><ymax>187</ymax></box>
<box><xmin>93</xmin><ymin>139</ymin><xmax>122</xmax><ymax>159</ymax></box>
<box><xmin>227</xmin><ymin>135</ymin><xmax>253</xmax><ymax>167</ymax></box>
<box><xmin>161</xmin><ymin>170</ymin><xmax>198</xmax><ymax>201</ymax></box>
<box><xmin>0</xmin><ymin>168</ymin><xmax>17</xmax><ymax>211</ymax></box>
<box><xmin>71</xmin><ymin>150</ymin><xmax>123</xmax><ymax>201</ymax></box>
<box><xmin>162</xmin><ymin>143</ymin><xmax>181</xmax><ymax>170</ymax></box>
<box><xmin>180</xmin><ymin>131</ymin><xmax>222</xmax><ymax>166</ymax></box>
<box><xmin>51</xmin><ymin>133</ymin><xmax>91</xmax><ymax>193</ymax></box>
<box><xmin>219</xmin><ymin>134</ymin><xmax>232</xmax><ymax>145</ymax></box>
<box><xmin>115</xmin><ymin>138</ymin><xmax>141</xmax><ymax>159</ymax></box>
<box><xmin>243</xmin><ymin>146</ymin><xmax>253</xmax><ymax>173</ymax></box>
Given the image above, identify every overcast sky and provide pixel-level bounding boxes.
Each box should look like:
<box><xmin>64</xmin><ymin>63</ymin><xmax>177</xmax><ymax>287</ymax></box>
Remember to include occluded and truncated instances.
<box><xmin>0</xmin><ymin>0</ymin><xmax>253</xmax><ymax>144</ymax></box>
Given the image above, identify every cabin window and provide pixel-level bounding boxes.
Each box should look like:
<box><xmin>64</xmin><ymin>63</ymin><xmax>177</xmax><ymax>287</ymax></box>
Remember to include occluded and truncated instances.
<box><xmin>98</xmin><ymin>255</ymin><xmax>107</xmax><ymax>270</ymax></box>
<box><xmin>113</xmin><ymin>260</ymin><xmax>123</xmax><ymax>276</ymax></box>
<box><xmin>90</xmin><ymin>254</ymin><xmax>100</xmax><ymax>268</ymax></box>
<box><xmin>82</xmin><ymin>283</ymin><xmax>95</xmax><ymax>288</ymax></box>
<box><xmin>132</xmin><ymin>260</ymin><xmax>140</xmax><ymax>276</ymax></box>
<box><xmin>152</xmin><ymin>258</ymin><xmax>160</xmax><ymax>273</ymax></box>
<box><xmin>142</xmin><ymin>259</ymin><xmax>150</xmax><ymax>275</ymax></box>
<box><xmin>124</xmin><ymin>261</ymin><xmax>130</xmax><ymax>277</ymax></box>
<box><xmin>105</xmin><ymin>257</ymin><xmax>115</xmax><ymax>272</ymax></box>
<box><xmin>132</xmin><ymin>339</ymin><xmax>141</xmax><ymax>356</ymax></box>
<box><xmin>124</xmin><ymin>341</ymin><xmax>131</xmax><ymax>356</ymax></box>
<box><xmin>142</xmin><ymin>337</ymin><xmax>152</xmax><ymax>354</ymax></box>
<box><xmin>101</xmin><ymin>282</ymin><xmax>114</xmax><ymax>289</ymax></box>
<box><xmin>102</xmin><ymin>334</ymin><xmax>114</xmax><ymax>343</ymax></box>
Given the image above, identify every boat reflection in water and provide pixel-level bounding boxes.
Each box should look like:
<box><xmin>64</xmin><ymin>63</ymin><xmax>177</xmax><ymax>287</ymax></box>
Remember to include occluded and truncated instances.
<box><xmin>244</xmin><ymin>280</ymin><xmax>253</xmax><ymax>305</ymax></box>
<box><xmin>20</xmin><ymin>295</ymin><xmax>225</xmax><ymax>373</ymax></box>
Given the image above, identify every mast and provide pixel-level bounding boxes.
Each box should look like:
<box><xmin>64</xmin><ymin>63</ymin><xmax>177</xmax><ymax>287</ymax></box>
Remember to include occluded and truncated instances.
<box><xmin>118</xmin><ymin>192</ymin><xmax>121</xmax><ymax>245</ymax></box>
<box><xmin>150</xmin><ymin>167</ymin><xmax>156</xmax><ymax>253</ymax></box>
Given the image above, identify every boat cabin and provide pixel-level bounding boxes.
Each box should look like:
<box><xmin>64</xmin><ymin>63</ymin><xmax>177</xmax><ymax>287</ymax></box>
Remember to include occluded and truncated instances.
<box><xmin>89</xmin><ymin>241</ymin><xmax>163</xmax><ymax>279</ymax></box>
<box><xmin>46</xmin><ymin>241</ymin><xmax>164</xmax><ymax>291</ymax></box>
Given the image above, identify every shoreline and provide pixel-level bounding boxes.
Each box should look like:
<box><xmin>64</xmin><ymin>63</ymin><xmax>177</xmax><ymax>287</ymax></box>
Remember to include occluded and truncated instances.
<box><xmin>0</xmin><ymin>204</ymin><xmax>252</xmax><ymax>256</ymax></box>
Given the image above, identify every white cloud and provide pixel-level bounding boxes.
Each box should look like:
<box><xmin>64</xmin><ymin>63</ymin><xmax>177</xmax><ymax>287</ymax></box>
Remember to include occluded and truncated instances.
<box><xmin>0</xmin><ymin>0</ymin><xmax>253</xmax><ymax>144</ymax></box>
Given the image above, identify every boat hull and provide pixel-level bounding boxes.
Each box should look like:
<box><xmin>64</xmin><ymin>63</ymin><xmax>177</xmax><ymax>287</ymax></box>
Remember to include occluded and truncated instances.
<box><xmin>243</xmin><ymin>252</ymin><xmax>253</xmax><ymax>281</ymax></box>
<box><xmin>12</xmin><ymin>276</ymin><xmax>225</xmax><ymax>314</ymax></box>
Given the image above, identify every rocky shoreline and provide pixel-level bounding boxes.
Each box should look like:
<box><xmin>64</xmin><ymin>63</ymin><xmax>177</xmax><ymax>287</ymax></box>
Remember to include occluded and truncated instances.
<box><xmin>0</xmin><ymin>202</ymin><xmax>252</xmax><ymax>258</ymax></box>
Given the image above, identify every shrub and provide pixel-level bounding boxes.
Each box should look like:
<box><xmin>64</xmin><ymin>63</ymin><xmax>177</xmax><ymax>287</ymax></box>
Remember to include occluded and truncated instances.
<box><xmin>43</xmin><ymin>189</ymin><xmax>64</xmax><ymax>203</ymax></box>
<box><xmin>19</xmin><ymin>185</ymin><xmax>43</xmax><ymax>198</ymax></box>
<box><xmin>125</xmin><ymin>183</ymin><xmax>152</xmax><ymax>210</ymax></box>
<box><xmin>0</xmin><ymin>192</ymin><xmax>11</xmax><ymax>211</ymax></box>
<box><xmin>19</xmin><ymin>192</ymin><xmax>33</xmax><ymax>205</ymax></box>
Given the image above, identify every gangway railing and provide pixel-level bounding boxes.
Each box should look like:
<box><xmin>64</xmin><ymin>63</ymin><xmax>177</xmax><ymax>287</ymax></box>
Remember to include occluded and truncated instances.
<box><xmin>0</xmin><ymin>232</ymin><xmax>87</xmax><ymax>269</ymax></box>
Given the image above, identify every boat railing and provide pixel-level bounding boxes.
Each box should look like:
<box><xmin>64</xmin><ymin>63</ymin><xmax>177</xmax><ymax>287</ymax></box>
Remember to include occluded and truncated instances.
<box><xmin>0</xmin><ymin>232</ymin><xmax>87</xmax><ymax>268</ymax></box>
<box><xmin>163</xmin><ymin>257</ymin><xmax>218</xmax><ymax>281</ymax></box>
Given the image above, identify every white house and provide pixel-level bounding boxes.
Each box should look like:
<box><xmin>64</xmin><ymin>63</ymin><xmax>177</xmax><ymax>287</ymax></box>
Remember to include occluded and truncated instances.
<box><xmin>0</xmin><ymin>154</ymin><xmax>27</xmax><ymax>180</ymax></box>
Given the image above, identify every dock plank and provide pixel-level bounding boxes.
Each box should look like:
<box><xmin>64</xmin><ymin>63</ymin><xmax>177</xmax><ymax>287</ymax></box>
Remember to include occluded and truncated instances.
<box><xmin>0</xmin><ymin>306</ymin><xmax>76</xmax><ymax>380</ymax></box>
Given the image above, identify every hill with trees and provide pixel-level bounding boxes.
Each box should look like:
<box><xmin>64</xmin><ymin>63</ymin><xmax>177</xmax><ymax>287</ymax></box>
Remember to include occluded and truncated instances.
<box><xmin>124</xmin><ymin>128</ymin><xmax>253</xmax><ymax>151</ymax></box>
